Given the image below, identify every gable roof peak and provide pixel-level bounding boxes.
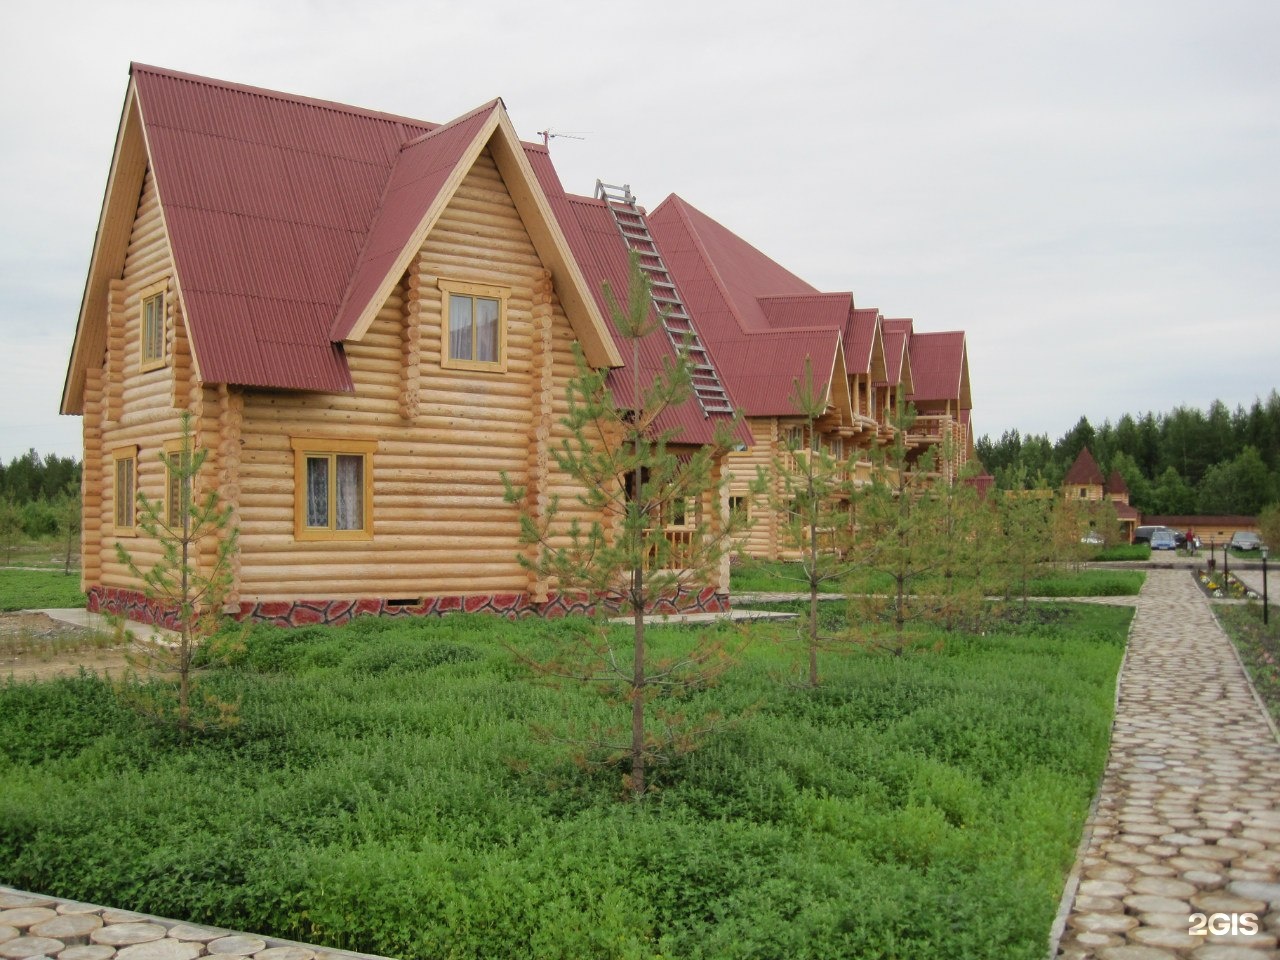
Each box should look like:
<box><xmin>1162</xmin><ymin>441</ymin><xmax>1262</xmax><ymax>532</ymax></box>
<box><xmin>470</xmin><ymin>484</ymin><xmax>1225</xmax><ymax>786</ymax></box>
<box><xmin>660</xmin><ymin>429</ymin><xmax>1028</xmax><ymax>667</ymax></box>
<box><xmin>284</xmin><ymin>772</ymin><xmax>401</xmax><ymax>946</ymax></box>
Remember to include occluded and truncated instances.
<box><xmin>1064</xmin><ymin>447</ymin><xmax>1106</xmax><ymax>486</ymax></box>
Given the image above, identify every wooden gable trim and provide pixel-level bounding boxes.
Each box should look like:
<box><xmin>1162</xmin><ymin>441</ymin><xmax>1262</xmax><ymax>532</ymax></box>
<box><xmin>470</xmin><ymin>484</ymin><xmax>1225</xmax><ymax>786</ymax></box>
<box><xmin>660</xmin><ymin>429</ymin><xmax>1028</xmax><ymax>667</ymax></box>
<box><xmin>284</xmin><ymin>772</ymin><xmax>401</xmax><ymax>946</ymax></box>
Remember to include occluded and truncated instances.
<box><xmin>62</xmin><ymin>83</ymin><xmax>148</xmax><ymax>415</ymax></box>
<box><xmin>899</xmin><ymin>340</ymin><xmax>915</xmax><ymax>398</ymax></box>
<box><xmin>63</xmin><ymin>77</ymin><xmax>203</xmax><ymax>415</ymax></box>
<box><xmin>868</xmin><ymin>317</ymin><xmax>887</xmax><ymax>384</ymax></box>
<box><xmin>827</xmin><ymin>346</ymin><xmax>853</xmax><ymax>426</ymax></box>
<box><xmin>338</xmin><ymin>107</ymin><xmax>623</xmax><ymax>370</ymax></box>
<box><xmin>958</xmin><ymin>338</ymin><xmax>972</xmax><ymax>410</ymax></box>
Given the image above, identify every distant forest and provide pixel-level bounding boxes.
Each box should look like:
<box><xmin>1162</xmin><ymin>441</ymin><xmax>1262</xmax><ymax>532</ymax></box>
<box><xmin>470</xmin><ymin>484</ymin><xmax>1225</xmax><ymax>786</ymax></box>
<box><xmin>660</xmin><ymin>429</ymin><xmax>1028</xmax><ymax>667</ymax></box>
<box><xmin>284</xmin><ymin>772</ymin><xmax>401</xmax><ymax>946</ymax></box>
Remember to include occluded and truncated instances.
<box><xmin>976</xmin><ymin>391</ymin><xmax>1280</xmax><ymax>517</ymax></box>
<box><xmin>0</xmin><ymin>449</ymin><xmax>80</xmax><ymax>505</ymax></box>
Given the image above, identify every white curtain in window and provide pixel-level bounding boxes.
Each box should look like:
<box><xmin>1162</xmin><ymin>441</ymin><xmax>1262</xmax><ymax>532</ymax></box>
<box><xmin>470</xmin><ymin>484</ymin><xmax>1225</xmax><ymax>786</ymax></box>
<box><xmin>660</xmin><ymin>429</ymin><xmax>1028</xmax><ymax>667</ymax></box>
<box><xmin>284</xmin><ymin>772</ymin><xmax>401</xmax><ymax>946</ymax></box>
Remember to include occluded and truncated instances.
<box><xmin>335</xmin><ymin>455</ymin><xmax>363</xmax><ymax>530</ymax></box>
<box><xmin>450</xmin><ymin>296</ymin><xmax>472</xmax><ymax>360</ymax></box>
<box><xmin>475</xmin><ymin>297</ymin><xmax>499</xmax><ymax>362</ymax></box>
<box><xmin>306</xmin><ymin>456</ymin><xmax>328</xmax><ymax>527</ymax></box>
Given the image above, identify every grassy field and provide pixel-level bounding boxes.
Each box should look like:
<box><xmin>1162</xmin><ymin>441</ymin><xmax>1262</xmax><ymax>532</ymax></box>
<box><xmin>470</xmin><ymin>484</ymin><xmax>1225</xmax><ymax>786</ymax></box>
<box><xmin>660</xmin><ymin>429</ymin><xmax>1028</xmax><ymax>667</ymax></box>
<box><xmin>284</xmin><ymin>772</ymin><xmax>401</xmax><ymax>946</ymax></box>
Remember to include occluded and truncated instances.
<box><xmin>731</xmin><ymin>560</ymin><xmax>1144</xmax><ymax>598</ymax></box>
<box><xmin>0</xmin><ymin>603</ymin><xmax>1130</xmax><ymax>959</ymax></box>
<box><xmin>0</xmin><ymin>568</ymin><xmax>87</xmax><ymax>612</ymax></box>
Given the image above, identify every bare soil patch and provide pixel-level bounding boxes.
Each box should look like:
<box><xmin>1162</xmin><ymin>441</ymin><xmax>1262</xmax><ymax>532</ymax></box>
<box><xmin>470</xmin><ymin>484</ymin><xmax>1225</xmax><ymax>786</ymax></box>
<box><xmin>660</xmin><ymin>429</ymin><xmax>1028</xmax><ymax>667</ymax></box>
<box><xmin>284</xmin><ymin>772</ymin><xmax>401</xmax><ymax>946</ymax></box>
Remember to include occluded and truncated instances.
<box><xmin>0</xmin><ymin>611</ymin><xmax>131</xmax><ymax>682</ymax></box>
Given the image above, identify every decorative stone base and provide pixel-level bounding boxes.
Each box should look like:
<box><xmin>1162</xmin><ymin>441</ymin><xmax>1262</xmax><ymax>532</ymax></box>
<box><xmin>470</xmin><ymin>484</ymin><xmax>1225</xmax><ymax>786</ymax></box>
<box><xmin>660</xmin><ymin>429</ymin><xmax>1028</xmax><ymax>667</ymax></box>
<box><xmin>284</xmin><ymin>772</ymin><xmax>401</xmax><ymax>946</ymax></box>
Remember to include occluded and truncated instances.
<box><xmin>87</xmin><ymin>585</ymin><xmax>730</xmax><ymax>630</ymax></box>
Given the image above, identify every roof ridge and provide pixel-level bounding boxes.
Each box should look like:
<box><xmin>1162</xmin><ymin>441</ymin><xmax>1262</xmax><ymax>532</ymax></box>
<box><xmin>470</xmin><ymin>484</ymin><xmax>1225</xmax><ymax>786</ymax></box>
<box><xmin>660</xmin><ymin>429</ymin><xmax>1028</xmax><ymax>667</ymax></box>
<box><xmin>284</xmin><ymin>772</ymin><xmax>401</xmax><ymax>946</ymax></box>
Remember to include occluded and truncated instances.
<box><xmin>130</xmin><ymin>62</ymin><xmax>438</xmax><ymax>131</ymax></box>
<box><xmin>398</xmin><ymin>97</ymin><xmax>505</xmax><ymax>151</ymax></box>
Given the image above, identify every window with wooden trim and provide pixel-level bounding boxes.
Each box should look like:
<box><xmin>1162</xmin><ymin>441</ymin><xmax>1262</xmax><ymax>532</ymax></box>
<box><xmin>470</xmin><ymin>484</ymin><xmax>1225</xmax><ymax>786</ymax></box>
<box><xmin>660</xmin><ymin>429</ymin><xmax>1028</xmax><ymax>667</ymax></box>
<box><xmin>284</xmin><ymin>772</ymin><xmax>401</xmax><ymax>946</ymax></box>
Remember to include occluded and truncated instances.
<box><xmin>140</xmin><ymin>281</ymin><xmax>167</xmax><ymax>371</ymax></box>
<box><xmin>291</xmin><ymin>438</ymin><xmax>376</xmax><ymax>541</ymax></box>
<box><xmin>438</xmin><ymin>279</ymin><xmax>508</xmax><ymax>371</ymax></box>
<box><xmin>113</xmin><ymin>446</ymin><xmax>138</xmax><ymax>535</ymax></box>
<box><xmin>163</xmin><ymin>439</ymin><xmax>194</xmax><ymax>529</ymax></box>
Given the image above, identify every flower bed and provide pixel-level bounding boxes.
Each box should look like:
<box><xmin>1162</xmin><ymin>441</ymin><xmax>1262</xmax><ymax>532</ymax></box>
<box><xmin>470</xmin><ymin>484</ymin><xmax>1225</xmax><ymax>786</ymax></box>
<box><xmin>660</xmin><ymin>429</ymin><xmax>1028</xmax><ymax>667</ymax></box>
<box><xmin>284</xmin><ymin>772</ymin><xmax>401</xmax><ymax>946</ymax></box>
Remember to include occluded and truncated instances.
<box><xmin>1193</xmin><ymin>568</ymin><xmax>1261</xmax><ymax>601</ymax></box>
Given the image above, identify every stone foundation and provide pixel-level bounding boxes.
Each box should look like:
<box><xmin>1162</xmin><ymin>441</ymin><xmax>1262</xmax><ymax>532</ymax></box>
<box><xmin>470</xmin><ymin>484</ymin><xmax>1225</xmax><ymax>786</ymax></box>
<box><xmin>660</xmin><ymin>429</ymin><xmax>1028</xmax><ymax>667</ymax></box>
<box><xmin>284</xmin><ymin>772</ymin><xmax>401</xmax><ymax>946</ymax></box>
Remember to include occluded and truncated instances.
<box><xmin>87</xmin><ymin>585</ymin><xmax>730</xmax><ymax>629</ymax></box>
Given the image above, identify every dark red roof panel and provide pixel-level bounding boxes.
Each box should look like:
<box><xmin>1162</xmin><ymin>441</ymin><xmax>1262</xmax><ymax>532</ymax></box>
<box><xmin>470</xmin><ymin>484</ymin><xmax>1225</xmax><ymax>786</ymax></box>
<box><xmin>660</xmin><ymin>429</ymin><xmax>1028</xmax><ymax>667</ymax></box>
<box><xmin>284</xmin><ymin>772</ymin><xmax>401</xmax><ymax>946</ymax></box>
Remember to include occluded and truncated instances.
<box><xmin>1104</xmin><ymin>470</ymin><xmax>1130</xmax><ymax>496</ymax></box>
<box><xmin>907</xmin><ymin>331</ymin><xmax>966</xmax><ymax>404</ymax></box>
<box><xmin>650</xmin><ymin>195</ymin><xmax>817</xmax><ymax>334</ymax></box>
<box><xmin>758</xmin><ymin>294</ymin><xmax>851</xmax><ymax>331</ymax></box>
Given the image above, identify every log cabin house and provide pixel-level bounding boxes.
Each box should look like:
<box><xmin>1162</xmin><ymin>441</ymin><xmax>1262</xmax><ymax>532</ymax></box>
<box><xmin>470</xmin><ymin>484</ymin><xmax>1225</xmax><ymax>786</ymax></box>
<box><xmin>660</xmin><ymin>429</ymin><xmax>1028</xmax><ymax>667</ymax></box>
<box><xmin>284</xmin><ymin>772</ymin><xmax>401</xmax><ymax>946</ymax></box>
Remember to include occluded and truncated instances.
<box><xmin>62</xmin><ymin>65</ymin><xmax>743</xmax><ymax>628</ymax></box>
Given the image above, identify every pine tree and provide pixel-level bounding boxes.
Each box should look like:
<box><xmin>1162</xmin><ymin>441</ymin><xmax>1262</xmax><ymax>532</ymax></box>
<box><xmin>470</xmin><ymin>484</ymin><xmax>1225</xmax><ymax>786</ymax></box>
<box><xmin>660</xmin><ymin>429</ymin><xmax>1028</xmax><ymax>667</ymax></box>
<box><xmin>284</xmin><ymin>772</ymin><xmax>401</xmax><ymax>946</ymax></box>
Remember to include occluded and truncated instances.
<box><xmin>753</xmin><ymin>359</ymin><xmax>857</xmax><ymax>685</ymax></box>
<box><xmin>114</xmin><ymin>412</ymin><xmax>240</xmax><ymax>738</ymax></box>
<box><xmin>507</xmin><ymin>252</ymin><xmax>745</xmax><ymax>798</ymax></box>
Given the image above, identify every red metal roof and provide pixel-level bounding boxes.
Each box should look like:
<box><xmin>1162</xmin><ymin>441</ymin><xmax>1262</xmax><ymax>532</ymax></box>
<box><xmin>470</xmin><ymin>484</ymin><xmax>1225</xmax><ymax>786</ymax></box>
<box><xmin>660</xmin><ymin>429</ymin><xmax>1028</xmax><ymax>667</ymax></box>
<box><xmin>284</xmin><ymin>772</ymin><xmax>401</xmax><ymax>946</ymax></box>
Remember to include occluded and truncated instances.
<box><xmin>133</xmin><ymin>63</ymin><xmax>439</xmax><ymax>392</ymax></box>
<box><xmin>331</xmin><ymin>100</ymin><xmax>503</xmax><ymax>342</ymax></box>
<box><xmin>905</xmin><ymin>330</ymin><xmax>968</xmax><ymax>406</ymax></box>
<box><xmin>650</xmin><ymin>195</ymin><xmax>817</xmax><ymax>333</ymax></box>
<box><xmin>646</xmin><ymin>196</ymin><xmax>843</xmax><ymax>416</ymax></box>
<box><xmin>1104</xmin><ymin>470</ymin><xmax>1130</xmax><ymax>497</ymax></box>
<box><xmin>758</xmin><ymin>294</ymin><xmax>851</xmax><ymax>330</ymax></box>
<box><xmin>877</xmin><ymin>327</ymin><xmax>908</xmax><ymax>387</ymax></box>
<box><xmin>531</xmin><ymin>178</ymin><xmax>747</xmax><ymax>446</ymax></box>
<box><xmin>1064</xmin><ymin>448</ymin><xmax>1105</xmax><ymax>486</ymax></box>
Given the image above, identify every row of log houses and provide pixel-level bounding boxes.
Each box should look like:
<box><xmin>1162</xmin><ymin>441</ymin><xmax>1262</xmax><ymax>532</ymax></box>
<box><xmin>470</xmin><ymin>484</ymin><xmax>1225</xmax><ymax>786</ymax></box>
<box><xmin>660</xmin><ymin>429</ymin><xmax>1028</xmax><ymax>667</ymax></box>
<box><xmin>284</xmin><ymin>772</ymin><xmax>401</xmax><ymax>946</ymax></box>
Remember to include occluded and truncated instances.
<box><xmin>62</xmin><ymin>65</ymin><xmax>973</xmax><ymax>626</ymax></box>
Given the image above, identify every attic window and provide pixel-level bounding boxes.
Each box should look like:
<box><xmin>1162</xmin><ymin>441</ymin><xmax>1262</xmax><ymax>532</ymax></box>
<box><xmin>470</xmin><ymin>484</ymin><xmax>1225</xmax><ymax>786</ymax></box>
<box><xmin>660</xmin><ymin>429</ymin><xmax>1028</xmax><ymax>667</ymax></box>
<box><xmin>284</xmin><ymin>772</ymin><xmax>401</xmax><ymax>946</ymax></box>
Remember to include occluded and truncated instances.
<box><xmin>438</xmin><ymin>279</ymin><xmax>508</xmax><ymax>372</ymax></box>
<box><xmin>140</xmin><ymin>280</ymin><xmax>168</xmax><ymax>371</ymax></box>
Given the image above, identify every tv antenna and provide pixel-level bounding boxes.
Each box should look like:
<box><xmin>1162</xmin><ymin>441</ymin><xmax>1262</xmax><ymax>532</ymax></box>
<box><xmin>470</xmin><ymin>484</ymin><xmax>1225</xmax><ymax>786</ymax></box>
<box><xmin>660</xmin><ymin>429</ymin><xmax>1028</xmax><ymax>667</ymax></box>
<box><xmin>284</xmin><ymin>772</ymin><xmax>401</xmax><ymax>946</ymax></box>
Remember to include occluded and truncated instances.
<box><xmin>538</xmin><ymin>128</ymin><xmax>587</xmax><ymax>148</ymax></box>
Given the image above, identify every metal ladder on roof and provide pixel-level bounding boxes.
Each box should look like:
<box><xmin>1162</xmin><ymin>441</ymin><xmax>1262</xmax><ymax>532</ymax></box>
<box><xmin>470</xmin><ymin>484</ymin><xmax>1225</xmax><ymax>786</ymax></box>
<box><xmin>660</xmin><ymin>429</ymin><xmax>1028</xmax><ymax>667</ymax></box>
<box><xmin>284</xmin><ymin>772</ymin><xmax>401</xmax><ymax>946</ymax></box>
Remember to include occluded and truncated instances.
<box><xmin>595</xmin><ymin>180</ymin><xmax>734</xmax><ymax>417</ymax></box>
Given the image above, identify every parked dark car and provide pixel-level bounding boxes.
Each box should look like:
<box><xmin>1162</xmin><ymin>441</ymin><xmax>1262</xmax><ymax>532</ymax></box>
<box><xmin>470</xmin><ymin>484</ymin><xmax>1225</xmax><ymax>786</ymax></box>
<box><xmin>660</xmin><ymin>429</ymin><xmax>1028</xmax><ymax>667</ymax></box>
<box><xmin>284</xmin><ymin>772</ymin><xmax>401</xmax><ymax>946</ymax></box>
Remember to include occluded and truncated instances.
<box><xmin>1150</xmin><ymin>529</ymin><xmax>1178</xmax><ymax>551</ymax></box>
<box><xmin>1229</xmin><ymin>531</ymin><xmax>1263</xmax><ymax>552</ymax></box>
<box><xmin>1133</xmin><ymin>525</ymin><xmax>1159</xmax><ymax>546</ymax></box>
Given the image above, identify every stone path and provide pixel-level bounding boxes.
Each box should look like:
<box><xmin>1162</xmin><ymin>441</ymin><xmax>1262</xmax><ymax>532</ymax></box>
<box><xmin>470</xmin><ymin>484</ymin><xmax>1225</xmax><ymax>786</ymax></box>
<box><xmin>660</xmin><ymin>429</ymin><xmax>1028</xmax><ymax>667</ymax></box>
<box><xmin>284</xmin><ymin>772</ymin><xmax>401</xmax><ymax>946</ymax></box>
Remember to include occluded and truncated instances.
<box><xmin>0</xmin><ymin>888</ymin><xmax>388</xmax><ymax>960</ymax></box>
<box><xmin>1056</xmin><ymin>568</ymin><xmax>1280</xmax><ymax>959</ymax></box>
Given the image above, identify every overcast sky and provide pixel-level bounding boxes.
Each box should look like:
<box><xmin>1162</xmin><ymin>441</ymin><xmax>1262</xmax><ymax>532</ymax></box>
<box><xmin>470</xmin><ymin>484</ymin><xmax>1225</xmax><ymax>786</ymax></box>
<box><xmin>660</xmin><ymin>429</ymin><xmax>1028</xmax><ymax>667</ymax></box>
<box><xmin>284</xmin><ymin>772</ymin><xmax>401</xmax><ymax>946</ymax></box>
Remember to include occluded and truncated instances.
<box><xmin>2</xmin><ymin>0</ymin><xmax>1276</xmax><ymax>464</ymax></box>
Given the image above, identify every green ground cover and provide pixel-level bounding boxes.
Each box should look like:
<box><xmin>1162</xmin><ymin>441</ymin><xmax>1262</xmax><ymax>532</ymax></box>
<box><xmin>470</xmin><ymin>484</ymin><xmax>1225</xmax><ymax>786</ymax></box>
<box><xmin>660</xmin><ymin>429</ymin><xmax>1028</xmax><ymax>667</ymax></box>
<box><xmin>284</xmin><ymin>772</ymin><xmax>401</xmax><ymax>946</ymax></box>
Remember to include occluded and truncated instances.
<box><xmin>731</xmin><ymin>560</ymin><xmax>1144</xmax><ymax>598</ymax></box>
<box><xmin>0</xmin><ymin>568</ymin><xmax>87</xmax><ymax>612</ymax></box>
<box><xmin>1022</xmin><ymin>569</ymin><xmax>1145</xmax><ymax>597</ymax></box>
<box><xmin>0</xmin><ymin>604</ymin><xmax>1129</xmax><ymax>959</ymax></box>
<box><xmin>1091</xmin><ymin>544</ymin><xmax>1149</xmax><ymax>562</ymax></box>
<box><xmin>1215</xmin><ymin>603</ymin><xmax>1280</xmax><ymax>725</ymax></box>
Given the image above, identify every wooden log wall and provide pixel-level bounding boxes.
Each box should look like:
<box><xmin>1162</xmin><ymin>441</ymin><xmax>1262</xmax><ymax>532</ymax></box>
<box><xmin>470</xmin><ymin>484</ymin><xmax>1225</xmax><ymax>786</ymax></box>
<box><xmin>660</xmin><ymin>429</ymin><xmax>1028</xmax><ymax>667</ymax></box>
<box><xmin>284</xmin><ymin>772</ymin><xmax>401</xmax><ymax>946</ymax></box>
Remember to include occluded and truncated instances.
<box><xmin>524</xmin><ymin>269</ymin><xmax>555</xmax><ymax>601</ymax></box>
<box><xmin>725</xmin><ymin>417</ymin><xmax>781</xmax><ymax>560</ymax></box>
<box><xmin>94</xmin><ymin>169</ymin><xmax>188</xmax><ymax>592</ymax></box>
<box><xmin>233</xmin><ymin>148</ymin><xmax>600</xmax><ymax>602</ymax></box>
<box><xmin>81</xmin><ymin>366</ymin><xmax>104</xmax><ymax>589</ymax></box>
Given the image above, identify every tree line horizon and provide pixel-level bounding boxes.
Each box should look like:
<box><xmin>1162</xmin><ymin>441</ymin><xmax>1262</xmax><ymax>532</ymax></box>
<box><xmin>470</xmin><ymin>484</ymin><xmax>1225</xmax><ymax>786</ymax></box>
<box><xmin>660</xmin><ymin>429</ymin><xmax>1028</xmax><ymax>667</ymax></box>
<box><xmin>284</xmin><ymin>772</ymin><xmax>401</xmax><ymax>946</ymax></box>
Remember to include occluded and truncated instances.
<box><xmin>976</xmin><ymin>391</ymin><xmax>1280</xmax><ymax>518</ymax></box>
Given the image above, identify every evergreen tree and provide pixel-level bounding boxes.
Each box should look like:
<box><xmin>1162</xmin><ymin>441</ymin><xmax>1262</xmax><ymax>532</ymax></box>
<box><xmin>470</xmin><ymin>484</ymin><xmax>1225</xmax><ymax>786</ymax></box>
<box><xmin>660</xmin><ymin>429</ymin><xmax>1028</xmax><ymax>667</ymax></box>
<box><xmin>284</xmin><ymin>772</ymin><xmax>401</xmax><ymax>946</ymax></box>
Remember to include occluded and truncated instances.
<box><xmin>508</xmin><ymin>252</ymin><xmax>745</xmax><ymax>798</ymax></box>
<box><xmin>114</xmin><ymin>412</ymin><xmax>240</xmax><ymax>739</ymax></box>
<box><xmin>754</xmin><ymin>359</ymin><xmax>856</xmax><ymax>685</ymax></box>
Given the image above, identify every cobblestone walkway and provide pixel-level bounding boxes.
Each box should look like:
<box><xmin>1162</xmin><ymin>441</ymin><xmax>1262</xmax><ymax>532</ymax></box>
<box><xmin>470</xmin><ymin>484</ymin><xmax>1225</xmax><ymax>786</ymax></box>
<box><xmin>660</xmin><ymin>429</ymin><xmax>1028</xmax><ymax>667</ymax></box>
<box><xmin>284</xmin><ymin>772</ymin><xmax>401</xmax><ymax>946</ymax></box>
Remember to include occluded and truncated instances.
<box><xmin>1056</xmin><ymin>568</ymin><xmax>1280</xmax><ymax>959</ymax></box>
<box><xmin>0</xmin><ymin>888</ymin><xmax>387</xmax><ymax>960</ymax></box>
